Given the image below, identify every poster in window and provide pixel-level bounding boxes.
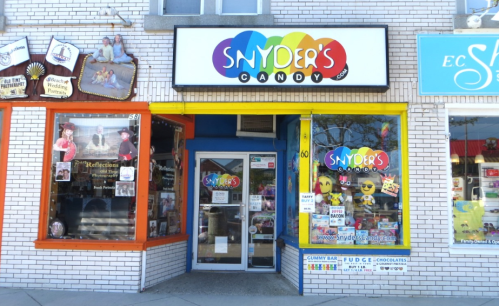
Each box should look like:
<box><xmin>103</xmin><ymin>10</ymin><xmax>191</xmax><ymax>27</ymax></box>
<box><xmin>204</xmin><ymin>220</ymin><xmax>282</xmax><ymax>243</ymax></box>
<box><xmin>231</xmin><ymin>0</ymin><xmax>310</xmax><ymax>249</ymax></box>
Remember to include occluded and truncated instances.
<box><xmin>116</xmin><ymin>181</ymin><xmax>135</xmax><ymax>197</ymax></box>
<box><xmin>55</xmin><ymin>162</ymin><xmax>71</xmax><ymax>181</ymax></box>
<box><xmin>63</xmin><ymin>117</ymin><xmax>133</xmax><ymax>160</ymax></box>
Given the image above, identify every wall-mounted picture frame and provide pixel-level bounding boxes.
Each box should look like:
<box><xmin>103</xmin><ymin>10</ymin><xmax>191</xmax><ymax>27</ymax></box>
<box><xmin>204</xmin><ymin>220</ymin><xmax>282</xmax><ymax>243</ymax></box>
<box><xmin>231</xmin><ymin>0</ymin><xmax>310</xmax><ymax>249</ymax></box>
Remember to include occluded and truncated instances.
<box><xmin>77</xmin><ymin>54</ymin><xmax>136</xmax><ymax>100</ymax></box>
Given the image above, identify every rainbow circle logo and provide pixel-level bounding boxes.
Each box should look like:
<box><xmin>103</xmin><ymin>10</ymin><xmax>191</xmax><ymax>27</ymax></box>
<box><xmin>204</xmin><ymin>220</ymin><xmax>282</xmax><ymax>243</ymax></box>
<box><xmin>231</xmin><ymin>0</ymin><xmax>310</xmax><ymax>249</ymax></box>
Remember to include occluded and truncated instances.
<box><xmin>324</xmin><ymin>146</ymin><xmax>389</xmax><ymax>172</ymax></box>
<box><xmin>202</xmin><ymin>173</ymin><xmax>240</xmax><ymax>188</ymax></box>
<box><xmin>212</xmin><ymin>31</ymin><xmax>348</xmax><ymax>84</ymax></box>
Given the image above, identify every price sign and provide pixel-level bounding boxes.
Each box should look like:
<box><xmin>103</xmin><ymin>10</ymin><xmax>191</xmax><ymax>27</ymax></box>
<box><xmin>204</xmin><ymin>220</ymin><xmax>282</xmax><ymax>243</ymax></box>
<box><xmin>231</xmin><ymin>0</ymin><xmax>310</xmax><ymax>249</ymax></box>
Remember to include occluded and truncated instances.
<box><xmin>300</xmin><ymin>193</ymin><xmax>315</xmax><ymax>213</ymax></box>
<box><xmin>329</xmin><ymin>206</ymin><xmax>345</xmax><ymax>226</ymax></box>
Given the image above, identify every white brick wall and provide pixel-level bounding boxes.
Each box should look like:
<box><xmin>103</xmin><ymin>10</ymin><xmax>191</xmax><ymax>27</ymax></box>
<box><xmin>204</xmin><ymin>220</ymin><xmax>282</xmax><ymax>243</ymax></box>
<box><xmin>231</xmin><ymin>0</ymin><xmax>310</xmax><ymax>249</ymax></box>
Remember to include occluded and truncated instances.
<box><xmin>144</xmin><ymin>241</ymin><xmax>186</xmax><ymax>289</ymax></box>
<box><xmin>0</xmin><ymin>107</ymin><xmax>142</xmax><ymax>292</ymax></box>
<box><xmin>0</xmin><ymin>0</ymin><xmax>456</xmax><ymax>102</ymax></box>
<box><xmin>281</xmin><ymin>244</ymin><xmax>299</xmax><ymax>289</ymax></box>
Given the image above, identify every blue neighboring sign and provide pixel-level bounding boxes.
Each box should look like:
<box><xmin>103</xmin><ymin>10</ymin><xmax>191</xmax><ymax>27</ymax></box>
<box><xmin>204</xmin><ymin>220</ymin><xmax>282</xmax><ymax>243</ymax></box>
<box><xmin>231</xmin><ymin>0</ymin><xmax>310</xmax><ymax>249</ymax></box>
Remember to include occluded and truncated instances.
<box><xmin>418</xmin><ymin>34</ymin><xmax>499</xmax><ymax>95</ymax></box>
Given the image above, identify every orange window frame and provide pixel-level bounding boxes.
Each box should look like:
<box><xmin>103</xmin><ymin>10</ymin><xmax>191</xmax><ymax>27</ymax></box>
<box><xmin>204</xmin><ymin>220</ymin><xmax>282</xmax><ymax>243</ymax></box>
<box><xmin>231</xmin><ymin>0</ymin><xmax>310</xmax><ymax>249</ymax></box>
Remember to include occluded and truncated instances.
<box><xmin>33</xmin><ymin>102</ymin><xmax>169</xmax><ymax>251</ymax></box>
<box><xmin>0</xmin><ymin>104</ymin><xmax>12</xmax><ymax>263</ymax></box>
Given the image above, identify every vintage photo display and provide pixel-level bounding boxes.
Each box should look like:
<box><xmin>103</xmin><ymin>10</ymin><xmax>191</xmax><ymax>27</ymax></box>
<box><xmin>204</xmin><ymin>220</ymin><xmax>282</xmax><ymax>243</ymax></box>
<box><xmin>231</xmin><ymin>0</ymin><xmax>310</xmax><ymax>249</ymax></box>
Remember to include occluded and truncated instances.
<box><xmin>55</xmin><ymin>162</ymin><xmax>71</xmax><ymax>181</ymax></box>
<box><xmin>160</xmin><ymin>192</ymin><xmax>175</xmax><ymax>218</ymax></box>
<box><xmin>53</xmin><ymin>117</ymin><xmax>137</xmax><ymax>161</ymax></box>
<box><xmin>48</xmin><ymin>113</ymin><xmax>141</xmax><ymax>241</ymax></box>
<box><xmin>116</xmin><ymin>181</ymin><xmax>135</xmax><ymax>197</ymax></box>
<box><xmin>149</xmin><ymin>220</ymin><xmax>157</xmax><ymax>238</ymax></box>
<box><xmin>147</xmin><ymin>115</ymin><xmax>186</xmax><ymax>239</ymax></box>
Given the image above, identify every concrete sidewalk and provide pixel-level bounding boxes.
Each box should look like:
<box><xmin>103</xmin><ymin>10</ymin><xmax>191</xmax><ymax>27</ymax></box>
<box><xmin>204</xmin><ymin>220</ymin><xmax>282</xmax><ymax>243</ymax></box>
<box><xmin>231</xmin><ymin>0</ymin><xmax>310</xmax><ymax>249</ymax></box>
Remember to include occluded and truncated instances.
<box><xmin>1</xmin><ymin>287</ymin><xmax>498</xmax><ymax>306</ymax></box>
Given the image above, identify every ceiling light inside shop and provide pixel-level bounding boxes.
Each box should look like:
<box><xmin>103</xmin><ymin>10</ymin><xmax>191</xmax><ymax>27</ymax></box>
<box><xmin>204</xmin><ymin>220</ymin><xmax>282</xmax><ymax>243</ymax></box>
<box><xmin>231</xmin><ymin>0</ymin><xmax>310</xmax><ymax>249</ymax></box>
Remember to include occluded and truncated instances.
<box><xmin>475</xmin><ymin>154</ymin><xmax>485</xmax><ymax>164</ymax></box>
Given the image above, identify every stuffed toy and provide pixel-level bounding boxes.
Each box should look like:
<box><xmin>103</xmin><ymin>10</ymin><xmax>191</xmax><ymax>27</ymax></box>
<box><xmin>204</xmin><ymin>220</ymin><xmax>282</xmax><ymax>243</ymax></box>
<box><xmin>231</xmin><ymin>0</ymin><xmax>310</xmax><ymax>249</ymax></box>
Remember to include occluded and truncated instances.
<box><xmin>318</xmin><ymin>175</ymin><xmax>333</xmax><ymax>202</ymax></box>
<box><xmin>360</xmin><ymin>180</ymin><xmax>376</xmax><ymax>205</ymax></box>
<box><xmin>330</xmin><ymin>193</ymin><xmax>343</xmax><ymax>206</ymax></box>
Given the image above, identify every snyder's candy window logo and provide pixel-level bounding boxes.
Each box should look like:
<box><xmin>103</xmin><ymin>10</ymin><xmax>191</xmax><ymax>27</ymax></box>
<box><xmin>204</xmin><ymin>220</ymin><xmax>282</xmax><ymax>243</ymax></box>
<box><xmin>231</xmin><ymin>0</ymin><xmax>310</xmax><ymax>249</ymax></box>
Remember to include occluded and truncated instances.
<box><xmin>212</xmin><ymin>31</ymin><xmax>348</xmax><ymax>84</ymax></box>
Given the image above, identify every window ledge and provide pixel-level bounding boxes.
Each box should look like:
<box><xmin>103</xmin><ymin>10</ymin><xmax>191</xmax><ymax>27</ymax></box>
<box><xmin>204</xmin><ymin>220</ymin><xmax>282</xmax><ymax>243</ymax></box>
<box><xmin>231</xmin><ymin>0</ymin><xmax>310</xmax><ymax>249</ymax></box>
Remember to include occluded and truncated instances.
<box><xmin>144</xmin><ymin>234</ymin><xmax>189</xmax><ymax>249</ymax></box>
<box><xmin>449</xmin><ymin>244</ymin><xmax>499</xmax><ymax>255</ymax></box>
<box><xmin>34</xmin><ymin>234</ymin><xmax>190</xmax><ymax>251</ymax></box>
<box><xmin>144</xmin><ymin>14</ymin><xmax>274</xmax><ymax>31</ymax></box>
<box><xmin>34</xmin><ymin>239</ymin><xmax>145</xmax><ymax>251</ymax></box>
<box><xmin>453</xmin><ymin>14</ymin><xmax>499</xmax><ymax>31</ymax></box>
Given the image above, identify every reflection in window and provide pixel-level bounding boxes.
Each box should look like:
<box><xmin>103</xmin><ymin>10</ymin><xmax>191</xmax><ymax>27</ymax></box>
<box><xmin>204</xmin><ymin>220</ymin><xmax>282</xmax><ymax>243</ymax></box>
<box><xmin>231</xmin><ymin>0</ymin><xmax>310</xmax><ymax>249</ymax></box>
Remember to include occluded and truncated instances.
<box><xmin>285</xmin><ymin>118</ymin><xmax>300</xmax><ymax>237</ymax></box>
<box><xmin>449</xmin><ymin>116</ymin><xmax>499</xmax><ymax>245</ymax></box>
<box><xmin>48</xmin><ymin>113</ymin><xmax>140</xmax><ymax>240</ymax></box>
<box><xmin>311</xmin><ymin>115</ymin><xmax>403</xmax><ymax>246</ymax></box>
<box><xmin>222</xmin><ymin>0</ymin><xmax>258</xmax><ymax>14</ymax></box>
<box><xmin>163</xmin><ymin>0</ymin><xmax>200</xmax><ymax>14</ymax></box>
<box><xmin>148</xmin><ymin>116</ymin><xmax>185</xmax><ymax>239</ymax></box>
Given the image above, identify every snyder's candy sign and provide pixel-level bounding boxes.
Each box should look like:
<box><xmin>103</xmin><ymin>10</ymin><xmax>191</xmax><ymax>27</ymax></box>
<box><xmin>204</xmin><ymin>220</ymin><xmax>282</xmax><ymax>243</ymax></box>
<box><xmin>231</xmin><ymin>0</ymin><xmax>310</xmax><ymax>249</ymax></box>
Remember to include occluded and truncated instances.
<box><xmin>174</xmin><ymin>27</ymin><xmax>388</xmax><ymax>88</ymax></box>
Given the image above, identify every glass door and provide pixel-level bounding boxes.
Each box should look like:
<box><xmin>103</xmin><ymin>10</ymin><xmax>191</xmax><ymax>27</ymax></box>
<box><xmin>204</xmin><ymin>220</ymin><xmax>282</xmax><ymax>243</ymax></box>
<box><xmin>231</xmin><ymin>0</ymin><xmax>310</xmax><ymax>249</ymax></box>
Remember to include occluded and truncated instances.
<box><xmin>193</xmin><ymin>152</ymin><xmax>277</xmax><ymax>271</ymax></box>
<box><xmin>248</xmin><ymin>154</ymin><xmax>276</xmax><ymax>270</ymax></box>
<box><xmin>193</xmin><ymin>153</ymin><xmax>247</xmax><ymax>270</ymax></box>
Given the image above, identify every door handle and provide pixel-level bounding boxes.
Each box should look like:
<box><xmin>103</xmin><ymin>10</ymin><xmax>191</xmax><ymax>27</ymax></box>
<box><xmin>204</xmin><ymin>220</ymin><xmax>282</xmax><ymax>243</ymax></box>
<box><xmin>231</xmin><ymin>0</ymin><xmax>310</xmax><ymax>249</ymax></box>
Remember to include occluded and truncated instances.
<box><xmin>240</xmin><ymin>204</ymin><xmax>245</xmax><ymax>221</ymax></box>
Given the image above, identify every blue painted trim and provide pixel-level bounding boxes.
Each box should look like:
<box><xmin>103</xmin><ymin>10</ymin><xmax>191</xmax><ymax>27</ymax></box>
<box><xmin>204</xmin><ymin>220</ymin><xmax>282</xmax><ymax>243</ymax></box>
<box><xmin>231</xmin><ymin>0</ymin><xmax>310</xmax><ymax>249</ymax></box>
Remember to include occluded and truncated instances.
<box><xmin>280</xmin><ymin>115</ymin><xmax>300</xmax><ymax>126</ymax></box>
<box><xmin>185</xmin><ymin>136</ymin><xmax>287</xmax><ymax>272</ymax></box>
<box><xmin>186</xmin><ymin>137</ymin><xmax>286</xmax><ymax>151</ymax></box>
<box><xmin>275</xmin><ymin>149</ymin><xmax>284</xmax><ymax>273</ymax></box>
<box><xmin>300</xmin><ymin>248</ymin><xmax>411</xmax><ymax>256</ymax></box>
<box><xmin>298</xmin><ymin>248</ymin><xmax>304</xmax><ymax>295</ymax></box>
<box><xmin>280</xmin><ymin>235</ymin><xmax>299</xmax><ymax>249</ymax></box>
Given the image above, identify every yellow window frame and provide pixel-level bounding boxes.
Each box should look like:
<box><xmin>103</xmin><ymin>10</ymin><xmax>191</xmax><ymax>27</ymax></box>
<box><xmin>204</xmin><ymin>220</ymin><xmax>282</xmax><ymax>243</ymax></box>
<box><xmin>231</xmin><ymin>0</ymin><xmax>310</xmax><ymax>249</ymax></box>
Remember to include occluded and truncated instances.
<box><xmin>149</xmin><ymin>102</ymin><xmax>410</xmax><ymax>250</ymax></box>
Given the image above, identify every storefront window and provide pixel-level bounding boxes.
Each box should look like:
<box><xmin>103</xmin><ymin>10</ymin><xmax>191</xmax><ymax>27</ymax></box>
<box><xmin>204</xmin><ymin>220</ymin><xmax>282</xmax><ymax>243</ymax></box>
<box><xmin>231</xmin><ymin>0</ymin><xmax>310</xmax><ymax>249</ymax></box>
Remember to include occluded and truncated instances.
<box><xmin>449</xmin><ymin>116</ymin><xmax>499</xmax><ymax>246</ymax></box>
<box><xmin>148</xmin><ymin>116</ymin><xmax>185</xmax><ymax>239</ymax></box>
<box><xmin>311</xmin><ymin>115</ymin><xmax>403</xmax><ymax>246</ymax></box>
<box><xmin>47</xmin><ymin>113</ymin><xmax>140</xmax><ymax>240</ymax></box>
<box><xmin>285</xmin><ymin>118</ymin><xmax>300</xmax><ymax>237</ymax></box>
